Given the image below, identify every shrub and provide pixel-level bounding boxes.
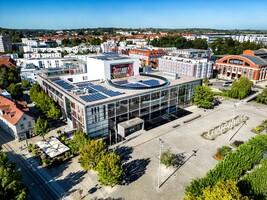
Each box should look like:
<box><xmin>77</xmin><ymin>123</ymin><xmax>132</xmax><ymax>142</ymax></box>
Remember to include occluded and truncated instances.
<box><xmin>214</xmin><ymin>146</ymin><xmax>232</xmax><ymax>160</ymax></box>
<box><xmin>185</xmin><ymin>180</ymin><xmax>248</xmax><ymax>200</ymax></box>
<box><xmin>238</xmin><ymin>159</ymin><xmax>267</xmax><ymax>199</ymax></box>
<box><xmin>160</xmin><ymin>150</ymin><xmax>177</xmax><ymax>168</ymax></box>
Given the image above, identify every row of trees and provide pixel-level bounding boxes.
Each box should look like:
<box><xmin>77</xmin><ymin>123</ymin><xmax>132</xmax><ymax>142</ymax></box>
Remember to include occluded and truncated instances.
<box><xmin>0</xmin><ymin>149</ymin><xmax>26</xmax><ymax>200</ymax></box>
<box><xmin>210</xmin><ymin>38</ymin><xmax>264</xmax><ymax>55</ymax></box>
<box><xmin>150</xmin><ymin>36</ymin><xmax>208</xmax><ymax>49</ymax></box>
<box><xmin>185</xmin><ymin>134</ymin><xmax>267</xmax><ymax>199</ymax></box>
<box><xmin>29</xmin><ymin>84</ymin><xmax>61</xmax><ymax>120</ymax></box>
<box><xmin>61</xmin><ymin>37</ymin><xmax>103</xmax><ymax>47</ymax></box>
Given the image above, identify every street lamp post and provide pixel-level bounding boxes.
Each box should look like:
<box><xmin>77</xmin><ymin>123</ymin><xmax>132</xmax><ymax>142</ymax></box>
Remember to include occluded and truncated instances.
<box><xmin>158</xmin><ymin>138</ymin><xmax>164</xmax><ymax>188</ymax></box>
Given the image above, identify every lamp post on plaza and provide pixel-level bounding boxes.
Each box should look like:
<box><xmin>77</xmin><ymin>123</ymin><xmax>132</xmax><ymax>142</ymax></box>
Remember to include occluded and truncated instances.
<box><xmin>157</xmin><ymin>138</ymin><xmax>164</xmax><ymax>189</ymax></box>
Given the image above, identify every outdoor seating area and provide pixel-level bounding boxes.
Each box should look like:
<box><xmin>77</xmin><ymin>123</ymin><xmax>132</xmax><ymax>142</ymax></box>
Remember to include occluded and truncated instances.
<box><xmin>28</xmin><ymin>137</ymin><xmax>73</xmax><ymax>167</ymax></box>
<box><xmin>36</xmin><ymin>137</ymin><xmax>70</xmax><ymax>158</ymax></box>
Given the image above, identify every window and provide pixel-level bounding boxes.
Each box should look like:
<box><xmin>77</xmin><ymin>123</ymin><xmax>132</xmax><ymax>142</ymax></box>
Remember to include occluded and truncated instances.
<box><xmin>28</xmin><ymin>121</ymin><xmax>31</xmax><ymax>128</ymax></box>
<box><xmin>20</xmin><ymin>124</ymin><xmax>24</xmax><ymax>130</ymax></box>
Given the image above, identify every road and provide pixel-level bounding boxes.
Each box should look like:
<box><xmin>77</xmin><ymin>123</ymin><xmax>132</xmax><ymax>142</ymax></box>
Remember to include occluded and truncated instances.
<box><xmin>0</xmin><ymin>133</ymin><xmax>60</xmax><ymax>200</ymax></box>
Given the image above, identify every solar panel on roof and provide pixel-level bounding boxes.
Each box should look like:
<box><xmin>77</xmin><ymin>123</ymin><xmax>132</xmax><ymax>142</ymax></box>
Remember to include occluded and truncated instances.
<box><xmin>101</xmin><ymin>90</ymin><xmax>123</xmax><ymax>97</ymax></box>
<box><xmin>80</xmin><ymin>93</ymin><xmax>107</xmax><ymax>102</ymax></box>
<box><xmin>54</xmin><ymin>80</ymin><xmax>74</xmax><ymax>90</ymax></box>
<box><xmin>142</xmin><ymin>79</ymin><xmax>160</xmax><ymax>87</ymax></box>
<box><xmin>90</xmin><ymin>85</ymin><xmax>106</xmax><ymax>91</ymax></box>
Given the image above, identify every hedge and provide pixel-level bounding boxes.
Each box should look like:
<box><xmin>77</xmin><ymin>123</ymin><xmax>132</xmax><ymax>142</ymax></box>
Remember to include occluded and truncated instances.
<box><xmin>238</xmin><ymin>159</ymin><xmax>267</xmax><ymax>199</ymax></box>
<box><xmin>185</xmin><ymin>134</ymin><xmax>267</xmax><ymax>198</ymax></box>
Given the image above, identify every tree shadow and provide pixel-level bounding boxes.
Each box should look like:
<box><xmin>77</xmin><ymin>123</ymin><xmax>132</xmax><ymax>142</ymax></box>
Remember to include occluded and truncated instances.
<box><xmin>115</xmin><ymin>146</ymin><xmax>133</xmax><ymax>164</ymax></box>
<box><xmin>56</xmin><ymin>170</ymin><xmax>86</xmax><ymax>197</ymax></box>
<box><xmin>121</xmin><ymin>158</ymin><xmax>150</xmax><ymax>185</ymax></box>
<box><xmin>173</xmin><ymin>152</ymin><xmax>186</xmax><ymax>167</ymax></box>
<box><xmin>238</xmin><ymin>180</ymin><xmax>266</xmax><ymax>200</ymax></box>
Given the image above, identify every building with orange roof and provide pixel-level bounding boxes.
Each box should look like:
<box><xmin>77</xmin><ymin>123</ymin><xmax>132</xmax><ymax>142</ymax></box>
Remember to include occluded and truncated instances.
<box><xmin>0</xmin><ymin>56</ymin><xmax>16</xmax><ymax>68</ymax></box>
<box><xmin>0</xmin><ymin>95</ymin><xmax>35</xmax><ymax>140</ymax></box>
<box><xmin>129</xmin><ymin>48</ymin><xmax>166</xmax><ymax>68</ymax></box>
<box><xmin>214</xmin><ymin>49</ymin><xmax>267</xmax><ymax>81</ymax></box>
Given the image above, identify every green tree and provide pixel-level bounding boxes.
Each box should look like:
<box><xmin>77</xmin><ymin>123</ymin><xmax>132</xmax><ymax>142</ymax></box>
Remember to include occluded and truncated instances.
<box><xmin>256</xmin><ymin>88</ymin><xmax>267</xmax><ymax>104</ymax></box>
<box><xmin>210</xmin><ymin>38</ymin><xmax>263</xmax><ymax>55</ymax></box>
<box><xmin>227</xmin><ymin>77</ymin><xmax>253</xmax><ymax>99</ymax></box>
<box><xmin>69</xmin><ymin>129</ymin><xmax>89</xmax><ymax>154</ymax></box>
<box><xmin>193</xmin><ymin>86</ymin><xmax>214</xmax><ymax>109</ymax></box>
<box><xmin>0</xmin><ymin>149</ymin><xmax>27</xmax><ymax>200</ymax></box>
<box><xmin>7</xmin><ymin>83</ymin><xmax>23</xmax><ymax>99</ymax></box>
<box><xmin>96</xmin><ymin>151</ymin><xmax>122</xmax><ymax>186</ymax></box>
<box><xmin>34</xmin><ymin>117</ymin><xmax>50</xmax><ymax>139</ymax></box>
<box><xmin>79</xmin><ymin>139</ymin><xmax>107</xmax><ymax>170</ymax></box>
<box><xmin>0</xmin><ymin>66</ymin><xmax>19</xmax><ymax>88</ymax></box>
<box><xmin>21</xmin><ymin>80</ymin><xmax>30</xmax><ymax>88</ymax></box>
<box><xmin>46</xmin><ymin>104</ymin><xmax>61</xmax><ymax>120</ymax></box>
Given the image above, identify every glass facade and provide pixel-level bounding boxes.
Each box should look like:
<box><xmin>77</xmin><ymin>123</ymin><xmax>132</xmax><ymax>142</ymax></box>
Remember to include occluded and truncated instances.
<box><xmin>85</xmin><ymin>80</ymin><xmax>201</xmax><ymax>140</ymax></box>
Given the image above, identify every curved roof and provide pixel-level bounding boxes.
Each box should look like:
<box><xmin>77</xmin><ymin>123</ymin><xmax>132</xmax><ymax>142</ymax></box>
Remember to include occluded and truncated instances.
<box><xmin>217</xmin><ymin>54</ymin><xmax>267</xmax><ymax>67</ymax></box>
<box><xmin>241</xmin><ymin>54</ymin><xmax>267</xmax><ymax>66</ymax></box>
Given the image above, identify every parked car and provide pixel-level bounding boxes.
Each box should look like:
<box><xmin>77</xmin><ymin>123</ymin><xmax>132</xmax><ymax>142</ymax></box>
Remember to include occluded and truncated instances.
<box><xmin>223</xmin><ymin>81</ymin><xmax>232</xmax><ymax>87</ymax></box>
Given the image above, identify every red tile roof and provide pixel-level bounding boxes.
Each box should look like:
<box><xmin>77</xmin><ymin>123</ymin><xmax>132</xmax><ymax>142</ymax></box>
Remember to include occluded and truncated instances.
<box><xmin>0</xmin><ymin>95</ymin><xmax>24</xmax><ymax>125</ymax></box>
<box><xmin>0</xmin><ymin>57</ymin><xmax>16</xmax><ymax>68</ymax></box>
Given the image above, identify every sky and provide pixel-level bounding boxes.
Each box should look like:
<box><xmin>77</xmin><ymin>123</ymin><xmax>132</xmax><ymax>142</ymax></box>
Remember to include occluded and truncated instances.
<box><xmin>0</xmin><ymin>0</ymin><xmax>267</xmax><ymax>30</ymax></box>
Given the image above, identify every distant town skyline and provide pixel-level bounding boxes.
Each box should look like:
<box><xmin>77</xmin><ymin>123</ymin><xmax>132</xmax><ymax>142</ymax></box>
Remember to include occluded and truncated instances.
<box><xmin>1</xmin><ymin>0</ymin><xmax>267</xmax><ymax>30</ymax></box>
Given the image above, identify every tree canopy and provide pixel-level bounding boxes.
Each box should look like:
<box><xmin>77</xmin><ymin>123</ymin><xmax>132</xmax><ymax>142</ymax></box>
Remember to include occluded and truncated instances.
<box><xmin>0</xmin><ymin>149</ymin><xmax>27</xmax><ymax>200</ymax></box>
<box><xmin>29</xmin><ymin>84</ymin><xmax>61</xmax><ymax>120</ymax></box>
<box><xmin>227</xmin><ymin>77</ymin><xmax>253</xmax><ymax>99</ymax></box>
<box><xmin>256</xmin><ymin>88</ymin><xmax>267</xmax><ymax>105</ymax></box>
<box><xmin>96</xmin><ymin>151</ymin><xmax>123</xmax><ymax>186</ymax></box>
<box><xmin>34</xmin><ymin>117</ymin><xmax>50</xmax><ymax>139</ymax></box>
<box><xmin>210</xmin><ymin>38</ymin><xmax>264</xmax><ymax>55</ymax></box>
<box><xmin>68</xmin><ymin>129</ymin><xmax>89</xmax><ymax>154</ymax></box>
<box><xmin>150</xmin><ymin>36</ymin><xmax>208</xmax><ymax>49</ymax></box>
<box><xmin>0</xmin><ymin>67</ymin><xmax>20</xmax><ymax>89</ymax></box>
<box><xmin>79</xmin><ymin>139</ymin><xmax>107</xmax><ymax>171</ymax></box>
<box><xmin>7</xmin><ymin>83</ymin><xmax>23</xmax><ymax>99</ymax></box>
<box><xmin>193</xmin><ymin>86</ymin><xmax>214</xmax><ymax>109</ymax></box>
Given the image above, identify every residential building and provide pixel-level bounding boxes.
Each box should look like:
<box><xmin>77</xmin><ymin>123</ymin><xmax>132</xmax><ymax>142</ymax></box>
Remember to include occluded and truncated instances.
<box><xmin>23</xmin><ymin>52</ymin><xmax>62</xmax><ymax>59</ymax></box>
<box><xmin>214</xmin><ymin>49</ymin><xmax>267</xmax><ymax>81</ymax></box>
<box><xmin>159</xmin><ymin>56</ymin><xmax>213</xmax><ymax>79</ymax></box>
<box><xmin>0</xmin><ymin>35</ymin><xmax>12</xmax><ymax>52</ymax></box>
<box><xmin>128</xmin><ymin>48</ymin><xmax>166</xmax><ymax>68</ymax></box>
<box><xmin>0</xmin><ymin>95</ymin><xmax>35</xmax><ymax>140</ymax></box>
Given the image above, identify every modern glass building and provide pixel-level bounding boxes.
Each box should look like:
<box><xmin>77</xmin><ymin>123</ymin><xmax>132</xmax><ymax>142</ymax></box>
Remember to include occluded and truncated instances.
<box><xmin>37</xmin><ymin>68</ymin><xmax>201</xmax><ymax>144</ymax></box>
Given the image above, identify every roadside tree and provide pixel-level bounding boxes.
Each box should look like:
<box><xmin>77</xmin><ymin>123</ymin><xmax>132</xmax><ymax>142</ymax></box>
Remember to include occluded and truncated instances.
<box><xmin>34</xmin><ymin>117</ymin><xmax>50</xmax><ymax>139</ymax></box>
